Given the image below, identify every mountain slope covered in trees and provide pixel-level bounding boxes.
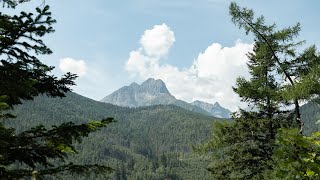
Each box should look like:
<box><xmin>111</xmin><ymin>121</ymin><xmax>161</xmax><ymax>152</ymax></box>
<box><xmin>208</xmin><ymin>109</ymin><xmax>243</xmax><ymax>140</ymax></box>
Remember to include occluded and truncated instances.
<box><xmin>6</xmin><ymin>92</ymin><xmax>216</xmax><ymax>179</ymax></box>
<box><xmin>5</xmin><ymin>92</ymin><xmax>320</xmax><ymax>179</ymax></box>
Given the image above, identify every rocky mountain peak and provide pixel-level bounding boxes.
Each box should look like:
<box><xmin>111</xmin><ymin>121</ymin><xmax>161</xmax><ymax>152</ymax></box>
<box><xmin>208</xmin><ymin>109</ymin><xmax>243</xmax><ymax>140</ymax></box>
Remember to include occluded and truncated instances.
<box><xmin>213</xmin><ymin>102</ymin><xmax>221</xmax><ymax>107</ymax></box>
<box><xmin>100</xmin><ymin>78</ymin><xmax>174</xmax><ymax>107</ymax></box>
<box><xmin>100</xmin><ymin>78</ymin><xmax>231</xmax><ymax>118</ymax></box>
<box><xmin>139</xmin><ymin>78</ymin><xmax>171</xmax><ymax>95</ymax></box>
<box><xmin>129</xmin><ymin>82</ymin><xmax>139</xmax><ymax>87</ymax></box>
<box><xmin>191</xmin><ymin>100</ymin><xmax>231</xmax><ymax>118</ymax></box>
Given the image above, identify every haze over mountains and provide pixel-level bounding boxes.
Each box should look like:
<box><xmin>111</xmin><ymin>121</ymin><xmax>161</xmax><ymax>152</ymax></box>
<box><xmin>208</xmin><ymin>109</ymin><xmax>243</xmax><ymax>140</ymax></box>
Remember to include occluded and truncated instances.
<box><xmin>101</xmin><ymin>78</ymin><xmax>231</xmax><ymax>118</ymax></box>
<box><xmin>191</xmin><ymin>100</ymin><xmax>231</xmax><ymax>119</ymax></box>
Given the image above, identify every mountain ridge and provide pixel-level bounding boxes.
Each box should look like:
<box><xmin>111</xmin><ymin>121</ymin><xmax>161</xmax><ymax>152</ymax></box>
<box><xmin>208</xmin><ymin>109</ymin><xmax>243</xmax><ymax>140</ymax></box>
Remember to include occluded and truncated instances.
<box><xmin>101</xmin><ymin>78</ymin><xmax>231</xmax><ymax>118</ymax></box>
<box><xmin>191</xmin><ymin>100</ymin><xmax>231</xmax><ymax>118</ymax></box>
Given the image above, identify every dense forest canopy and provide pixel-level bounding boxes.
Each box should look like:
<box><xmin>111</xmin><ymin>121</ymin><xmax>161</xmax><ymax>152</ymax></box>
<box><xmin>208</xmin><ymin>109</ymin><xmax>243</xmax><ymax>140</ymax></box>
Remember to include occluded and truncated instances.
<box><xmin>6</xmin><ymin>93</ymin><xmax>216</xmax><ymax>179</ymax></box>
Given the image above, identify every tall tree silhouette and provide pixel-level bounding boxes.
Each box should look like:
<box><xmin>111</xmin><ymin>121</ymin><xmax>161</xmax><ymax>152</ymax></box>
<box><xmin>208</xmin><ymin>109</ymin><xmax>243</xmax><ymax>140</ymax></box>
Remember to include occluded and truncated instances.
<box><xmin>0</xmin><ymin>0</ymin><xmax>114</xmax><ymax>178</ymax></box>
<box><xmin>197</xmin><ymin>2</ymin><xmax>320</xmax><ymax>179</ymax></box>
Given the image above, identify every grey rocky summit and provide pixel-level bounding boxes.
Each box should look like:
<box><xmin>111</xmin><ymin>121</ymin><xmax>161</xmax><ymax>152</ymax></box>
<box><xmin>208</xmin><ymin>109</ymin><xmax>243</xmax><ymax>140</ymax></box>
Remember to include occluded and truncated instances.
<box><xmin>101</xmin><ymin>78</ymin><xmax>231</xmax><ymax>118</ymax></box>
<box><xmin>101</xmin><ymin>78</ymin><xmax>175</xmax><ymax>107</ymax></box>
<box><xmin>191</xmin><ymin>100</ymin><xmax>231</xmax><ymax>118</ymax></box>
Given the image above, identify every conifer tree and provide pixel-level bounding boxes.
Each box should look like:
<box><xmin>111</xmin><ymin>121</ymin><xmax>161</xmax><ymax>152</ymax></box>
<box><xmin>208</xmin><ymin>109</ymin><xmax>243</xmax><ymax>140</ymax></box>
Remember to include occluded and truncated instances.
<box><xmin>0</xmin><ymin>0</ymin><xmax>114</xmax><ymax>178</ymax></box>
<box><xmin>230</xmin><ymin>2</ymin><xmax>320</xmax><ymax>134</ymax></box>
<box><xmin>197</xmin><ymin>41</ymin><xmax>287</xmax><ymax>179</ymax></box>
<box><xmin>197</xmin><ymin>2</ymin><xmax>320</xmax><ymax>179</ymax></box>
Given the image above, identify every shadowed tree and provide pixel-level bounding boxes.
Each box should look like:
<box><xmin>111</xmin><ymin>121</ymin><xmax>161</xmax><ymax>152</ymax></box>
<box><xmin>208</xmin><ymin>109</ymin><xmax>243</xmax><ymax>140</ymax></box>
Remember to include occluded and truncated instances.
<box><xmin>0</xmin><ymin>0</ymin><xmax>114</xmax><ymax>179</ymax></box>
<box><xmin>229</xmin><ymin>2</ymin><xmax>320</xmax><ymax>134</ymax></box>
<box><xmin>196</xmin><ymin>2</ymin><xmax>320</xmax><ymax>179</ymax></box>
<box><xmin>196</xmin><ymin>40</ymin><xmax>289</xmax><ymax>179</ymax></box>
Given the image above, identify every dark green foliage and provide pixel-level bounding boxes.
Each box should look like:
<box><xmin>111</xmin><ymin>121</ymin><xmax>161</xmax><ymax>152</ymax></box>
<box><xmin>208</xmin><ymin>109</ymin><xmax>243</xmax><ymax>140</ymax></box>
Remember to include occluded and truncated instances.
<box><xmin>1</xmin><ymin>118</ymin><xmax>113</xmax><ymax>170</ymax></box>
<box><xmin>1</xmin><ymin>0</ymin><xmax>31</xmax><ymax>8</ymax></box>
<box><xmin>230</xmin><ymin>0</ymin><xmax>302</xmax><ymax>112</ymax></box>
<box><xmin>282</xmin><ymin>46</ymin><xmax>320</xmax><ymax>102</ymax></box>
<box><xmin>196</xmin><ymin>114</ymin><xmax>277</xmax><ymax>179</ymax></box>
<box><xmin>0</xmin><ymin>3</ymin><xmax>77</xmax><ymax>109</ymax></box>
<box><xmin>197</xmin><ymin>39</ymin><xmax>287</xmax><ymax>179</ymax></box>
<box><xmin>0</xmin><ymin>1</ymin><xmax>113</xmax><ymax>178</ymax></box>
<box><xmin>269</xmin><ymin>128</ymin><xmax>320</xmax><ymax>179</ymax></box>
<box><xmin>230</xmin><ymin>2</ymin><xmax>320</xmax><ymax>133</ymax></box>
<box><xmin>8</xmin><ymin>92</ymin><xmax>319</xmax><ymax>179</ymax></box>
<box><xmin>228</xmin><ymin>4</ymin><xmax>320</xmax><ymax>179</ymax></box>
<box><xmin>198</xmin><ymin>2</ymin><xmax>320</xmax><ymax>179</ymax></box>
<box><xmin>6</xmin><ymin>92</ymin><xmax>215</xmax><ymax>179</ymax></box>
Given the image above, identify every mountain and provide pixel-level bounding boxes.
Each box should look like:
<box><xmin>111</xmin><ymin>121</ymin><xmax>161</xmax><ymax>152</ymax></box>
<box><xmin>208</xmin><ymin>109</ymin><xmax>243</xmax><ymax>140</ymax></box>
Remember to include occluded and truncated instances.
<box><xmin>191</xmin><ymin>100</ymin><xmax>231</xmax><ymax>118</ymax></box>
<box><xmin>7</xmin><ymin>92</ymin><xmax>216</xmax><ymax>179</ymax></box>
<box><xmin>101</xmin><ymin>78</ymin><xmax>176</xmax><ymax>107</ymax></box>
<box><xmin>300</xmin><ymin>101</ymin><xmax>320</xmax><ymax>135</ymax></box>
<box><xmin>101</xmin><ymin>78</ymin><xmax>231</xmax><ymax>118</ymax></box>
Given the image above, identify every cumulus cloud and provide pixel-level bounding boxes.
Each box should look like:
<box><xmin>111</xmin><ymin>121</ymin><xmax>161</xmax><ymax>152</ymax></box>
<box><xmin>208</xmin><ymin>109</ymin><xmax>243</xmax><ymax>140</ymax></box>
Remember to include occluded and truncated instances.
<box><xmin>140</xmin><ymin>23</ymin><xmax>175</xmax><ymax>58</ymax></box>
<box><xmin>59</xmin><ymin>58</ymin><xmax>88</xmax><ymax>77</ymax></box>
<box><xmin>125</xmin><ymin>24</ymin><xmax>253</xmax><ymax>111</ymax></box>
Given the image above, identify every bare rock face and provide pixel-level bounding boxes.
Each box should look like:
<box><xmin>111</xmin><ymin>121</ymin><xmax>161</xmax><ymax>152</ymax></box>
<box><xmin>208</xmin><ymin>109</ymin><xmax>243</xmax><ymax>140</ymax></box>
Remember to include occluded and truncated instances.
<box><xmin>101</xmin><ymin>78</ymin><xmax>231</xmax><ymax>118</ymax></box>
<box><xmin>100</xmin><ymin>78</ymin><xmax>176</xmax><ymax>107</ymax></box>
<box><xmin>191</xmin><ymin>100</ymin><xmax>231</xmax><ymax>118</ymax></box>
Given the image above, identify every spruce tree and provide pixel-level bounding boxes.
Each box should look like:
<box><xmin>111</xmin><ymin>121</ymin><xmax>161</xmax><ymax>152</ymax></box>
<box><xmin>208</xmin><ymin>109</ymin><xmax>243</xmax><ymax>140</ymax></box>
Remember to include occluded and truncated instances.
<box><xmin>0</xmin><ymin>1</ymin><xmax>114</xmax><ymax>179</ymax></box>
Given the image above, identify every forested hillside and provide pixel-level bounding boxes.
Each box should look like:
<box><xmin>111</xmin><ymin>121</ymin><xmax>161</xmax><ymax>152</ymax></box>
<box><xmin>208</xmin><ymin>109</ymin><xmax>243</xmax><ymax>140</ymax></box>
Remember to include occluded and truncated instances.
<box><xmin>5</xmin><ymin>92</ymin><xmax>217</xmax><ymax>179</ymax></box>
<box><xmin>5</xmin><ymin>92</ymin><xmax>320</xmax><ymax>179</ymax></box>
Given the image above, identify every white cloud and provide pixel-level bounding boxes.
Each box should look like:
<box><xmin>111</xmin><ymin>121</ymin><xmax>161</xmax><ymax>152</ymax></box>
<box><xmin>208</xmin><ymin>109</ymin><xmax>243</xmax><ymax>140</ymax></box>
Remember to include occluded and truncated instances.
<box><xmin>140</xmin><ymin>23</ymin><xmax>175</xmax><ymax>58</ymax></box>
<box><xmin>59</xmin><ymin>58</ymin><xmax>88</xmax><ymax>77</ymax></box>
<box><xmin>125</xmin><ymin>24</ymin><xmax>253</xmax><ymax>111</ymax></box>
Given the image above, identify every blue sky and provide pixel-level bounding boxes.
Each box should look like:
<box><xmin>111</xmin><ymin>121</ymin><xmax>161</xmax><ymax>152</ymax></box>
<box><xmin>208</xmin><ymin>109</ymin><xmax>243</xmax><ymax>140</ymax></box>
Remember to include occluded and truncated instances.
<box><xmin>5</xmin><ymin>0</ymin><xmax>320</xmax><ymax>110</ymax></box>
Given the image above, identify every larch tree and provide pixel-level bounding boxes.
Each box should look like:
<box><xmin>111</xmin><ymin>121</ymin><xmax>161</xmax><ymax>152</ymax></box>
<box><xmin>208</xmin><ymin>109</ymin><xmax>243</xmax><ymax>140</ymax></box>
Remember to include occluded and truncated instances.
<box><xmin>230</xmin><ymin>2</ymin><xmax>320</xmax><ymax>134</ymax></box>
<box><xmin>197</xmin><ymin>2</ymin><xmax>320</xmax><ymax>179</ymax></box>
<box><xmin>0</xmin><ymin>0</ymin><xmax>114</xmax><ymax>179</ymax></box>
<box><xmin>197</xmin><ymin>40</ymin><xmax>289</xmax><ymax>179</ymax></box>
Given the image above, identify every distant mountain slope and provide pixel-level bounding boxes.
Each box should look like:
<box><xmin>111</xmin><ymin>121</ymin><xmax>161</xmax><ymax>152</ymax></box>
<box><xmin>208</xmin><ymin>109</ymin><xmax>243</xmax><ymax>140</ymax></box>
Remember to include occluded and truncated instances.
<box><xmin>101</xmin><ymin>78</ymin><xmax>231</xmax><ymax>118</ymax></box>
<box><xmin>191</xmin><ymin>100</ymin><xmax>231</xmax><ymax>118</ymax></box>
<box><xmin>300</xmin><ymin>101</ymin><xmax>320</xmax><ymax>135</ymax></box>
<box><xmin>6</xmin><ymin>92</ymin><xmax>216</xmax><ymax>179</ymax></box>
